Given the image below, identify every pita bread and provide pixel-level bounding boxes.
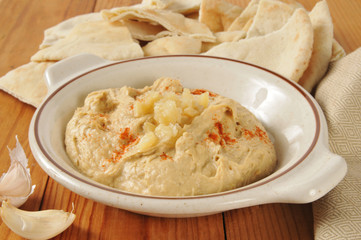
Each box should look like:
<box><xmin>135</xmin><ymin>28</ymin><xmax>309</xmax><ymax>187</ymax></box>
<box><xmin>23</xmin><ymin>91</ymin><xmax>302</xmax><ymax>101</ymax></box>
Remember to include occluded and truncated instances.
<box><xmin>227</xmin><ymin>0</ymin><xmax>303</xmax><ymax>32</ymax></box>
<box><xmin>31</xmin><ymin>21</ymin><xmax>144</xmax><ymax>61</ymax></box>
<box><xmin>205</xmin><ymin>8</ymin><xmax>314</xmax><ymax>82</ymax></box>
<box><xmin>242</xmin><ymin>18</ymin><xmax>254</xmax><ymax>33</ymax></box>
<box><xmin>141</xmin><ymin>0</ymin><xmax>171</xmax><ymax>9</ymax></box>
<box><xmin>199</xmin><ymin>0</ymin><xmax>243</xmax><ymax>32</ymax></box>
<box><xmin>227</xmin><ymin>0</ymin><xmax>259</xmax><ymax>32</ymax></box>
<box><xmin>246</xmin><ymin>0</ymin><xmax>295</xmax><ymax>38</ymax></box>
<box><xmin>143</xmin><ymin>36</ymin><xmax>202</xmax><ymax>56</ymax></box>
<box><xmin>101</xmin><ymin>7</ymin><xmax>216</xmax><ymax>42</ymax></box>
<box><xmin>122</xmin><ymin>20</ymin><xmax>172</xmax><ymax>41</ymax></box>
<box><xmin>278</xmin><ymin>0</ymin><xmax>304</xmax><ymax>9</ymax></box>
<box><xmin>298</xmin><ymin>0</ymin><xmax>333</xmax><ymax>92</ymax></box>
<box><xmin>40</xmin><ymin>13</ymin><xmax>102</xmax><ymax>49</ymax></box>
<box><xmin>330</xmin><ymin>39</ymin><xmax>346</xmax><ymax>62</ymax></box>
<box><xmin>213</xmin><ymin>31</ymin><xmax>247</xmax><ymax>42</ymax></box>
<box><xmin>0</xmin><ymin>62</ymin><xmax>53</xmax><ymax>107</ymax></box>
<box><xmin>201</xmin><ymin>30</ymin><xmax>246</xmax><ymax>52</ymax></box>
<box><xmin>140</xmin><ymin>0</ymin><xmax>201</xmax><ymax>14</ymax></box>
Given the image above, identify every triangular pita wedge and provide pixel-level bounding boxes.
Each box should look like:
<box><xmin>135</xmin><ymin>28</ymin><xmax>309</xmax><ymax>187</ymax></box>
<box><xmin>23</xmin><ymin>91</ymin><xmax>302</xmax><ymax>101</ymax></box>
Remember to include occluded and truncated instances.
<box><xmin>40</xmin><ymin>13</ymin><xmax>102</xmax><ymax>49</ymax></box>
<box><xmin>246</xmin><ymin>0</ymin><xmax>295</xmax><ymax>38</ymax></box>
<box><xmin>101</xmin><ymin>7</ymin><xmax>215</xmax><ymax>42</ymax></box>
<box><xmin>201</xmin><ymin>30</ymin><xmax>246</xmax><ymax>52</ymax></box>
<box><xmin>0</xmin><ymin>62</ymin><xmax>53</xmax><ymax>107</ymax></box>
<box><xmin>227</xmin><ymin>0</ymin><xmax>303</xmax><ymax>32</ymax></box>
<box><xmin>199</xmin><ymin>0</ymin><xmax>243</xmax><ymax>32</ymax></box>
<box><xmin>205</xmin><ymin>8</ymin><xmax>313</xmax><ymax>82</ymax></box>
<box><xmin>143</xmin><ymin>36</ymin><xmax>202</xmax><ymax>56</ymax></box>
<box><xmin>140</xmin><ymin>0</ymin><xmax>201</xmax><ymax>14</ymax></box>
<box><xmin>298</xmin><ymin>0</ymin><xmax>333</xmax><ymax>92</ymax></box>
<box><xmin>330</xmin><ymin>39</ymin><xmax>346</xmax><ymax>62</ymax></box>
<box><xmin>31</xmin><ymin>21</ymin><xmax>144</xmax><ymax>62</ymax></box>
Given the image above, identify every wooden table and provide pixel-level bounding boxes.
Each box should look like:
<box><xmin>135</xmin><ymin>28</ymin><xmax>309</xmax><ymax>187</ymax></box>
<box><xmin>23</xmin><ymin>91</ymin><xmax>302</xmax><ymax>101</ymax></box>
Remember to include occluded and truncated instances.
<box><xmin>0</xmin><ymin>0</ymin><xmax>360</xmax><ymax>239</ymax></box>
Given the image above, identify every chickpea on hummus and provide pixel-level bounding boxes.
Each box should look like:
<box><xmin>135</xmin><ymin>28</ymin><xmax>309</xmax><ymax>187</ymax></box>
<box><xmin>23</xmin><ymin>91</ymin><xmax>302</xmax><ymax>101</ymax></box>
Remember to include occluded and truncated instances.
<box><xmin>65</xmin><ymin>77</ymin><xmax>277</xmax><ymax>196</ymax></box>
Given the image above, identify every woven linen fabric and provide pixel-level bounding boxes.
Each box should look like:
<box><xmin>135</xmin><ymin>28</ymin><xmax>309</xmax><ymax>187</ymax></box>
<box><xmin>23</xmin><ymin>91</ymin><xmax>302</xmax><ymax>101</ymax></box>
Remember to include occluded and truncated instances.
<box><xmin>313</xmin><ymin>47</ymin><xmax>361</xmax><ymax>239</ymax></box>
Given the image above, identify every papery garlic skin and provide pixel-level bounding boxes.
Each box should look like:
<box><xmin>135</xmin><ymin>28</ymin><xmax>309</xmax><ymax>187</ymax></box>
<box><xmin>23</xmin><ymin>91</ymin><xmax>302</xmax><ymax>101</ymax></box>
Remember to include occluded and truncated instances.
<box><xmin>0</xmin><ymin>136</ymin><xmax>36</xmax><ymax>207</ymax></box>
<box><xmin>0</xmin><ymin>201</ymin><xmax>76</xmax><ymax>240</ymax></box>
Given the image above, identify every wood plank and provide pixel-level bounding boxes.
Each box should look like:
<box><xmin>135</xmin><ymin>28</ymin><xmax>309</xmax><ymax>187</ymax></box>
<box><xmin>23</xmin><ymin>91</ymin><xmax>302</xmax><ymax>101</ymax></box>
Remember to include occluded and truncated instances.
<box><xmin>40</xmin><ymin>179</ymin><xmax>225</xmax><ymax>239</ymax></box>
<box><xmin>224</xmin><ymin>203</ymin><xmax>313</xmax><ymax>240</ymax></box>
<box><xmin>327</xmin><ymin>0</ymin><xmax>361</xmax><ymax>53</ymax></box>
<box><xmin>1</xmin><ymin>0</ymin><xmax>360</xmax><ymax>239</ymax></box>
<box><xmin>0</xmin><ymin>0</ymin><xmax>96</xmax><ymax>76</ymax></box>
<box><xmin>0</xmin><ymin>98</ymin><xmax>42</xmax><ymax>240</ymax></box>
<box><xmin>0</xmin><ymin>0</ymin><xmax>96</xmax><ymax>239</ymax></box>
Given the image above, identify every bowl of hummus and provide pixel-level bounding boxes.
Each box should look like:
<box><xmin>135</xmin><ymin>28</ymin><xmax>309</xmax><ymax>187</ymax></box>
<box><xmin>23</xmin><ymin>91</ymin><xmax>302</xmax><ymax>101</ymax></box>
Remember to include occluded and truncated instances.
<box><xmin>29</xmin><ymin>54</ymin><xmax>346</xmax><ymax>217</ymax></box>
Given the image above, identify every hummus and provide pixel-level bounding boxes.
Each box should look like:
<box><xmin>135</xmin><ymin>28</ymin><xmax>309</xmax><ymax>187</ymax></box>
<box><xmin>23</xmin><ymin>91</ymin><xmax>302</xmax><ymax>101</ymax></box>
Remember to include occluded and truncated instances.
<box><xmin>65</xmin><ymin>77</ymin><xmax>277</xmax><ymax>196</ymax></box>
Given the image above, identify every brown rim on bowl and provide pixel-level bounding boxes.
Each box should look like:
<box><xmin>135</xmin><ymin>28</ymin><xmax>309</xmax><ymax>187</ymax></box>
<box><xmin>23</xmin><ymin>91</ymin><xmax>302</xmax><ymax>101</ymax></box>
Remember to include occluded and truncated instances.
<box><xmin>34</xmin><ymin>55</ymin><xmax>321</xmax><ymax>199</ymax></box>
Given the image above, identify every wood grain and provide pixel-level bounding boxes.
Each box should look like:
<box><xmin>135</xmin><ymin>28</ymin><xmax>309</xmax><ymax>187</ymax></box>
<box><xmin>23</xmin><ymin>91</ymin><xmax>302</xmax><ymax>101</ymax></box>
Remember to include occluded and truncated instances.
<box><xmin>224</xmin><ymin>204</ymin><xmax>313</xmax><ymax>240</ymax></box>
<box><xmin>0</xmin><ymin>0</ymin><xmax>360</xmax><ymax>239</ymax></box>
<box><xmin>41</xmin><ymin>178</ymin><xmax>225</xmax><ymax>239</ymax></box>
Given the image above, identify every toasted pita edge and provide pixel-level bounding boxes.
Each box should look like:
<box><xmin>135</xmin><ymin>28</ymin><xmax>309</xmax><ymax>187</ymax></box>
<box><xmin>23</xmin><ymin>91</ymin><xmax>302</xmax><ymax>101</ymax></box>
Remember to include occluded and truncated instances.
<box><xmin>0</xmin><ymin>61</ymin><xmax>54</xmax><ymax>107</ymax></box>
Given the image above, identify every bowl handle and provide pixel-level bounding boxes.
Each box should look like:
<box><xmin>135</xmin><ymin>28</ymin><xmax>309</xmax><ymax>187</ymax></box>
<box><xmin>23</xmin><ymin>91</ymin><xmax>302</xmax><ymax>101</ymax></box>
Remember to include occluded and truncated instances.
<box><xmin>44</xmin><ymin>53</ymin><xmax>112</xmax><ymax>92</ymax></box>
<box><xmin>270</xmin><ymin>148</ymin><xmax>347</xmax><ymax>203</ymax></box>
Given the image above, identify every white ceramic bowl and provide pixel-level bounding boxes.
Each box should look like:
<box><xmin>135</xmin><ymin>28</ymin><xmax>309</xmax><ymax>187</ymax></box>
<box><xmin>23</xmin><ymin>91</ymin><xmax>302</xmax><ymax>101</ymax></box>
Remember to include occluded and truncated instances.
<box><xmin>29</xmin><ymin>54</ymin><xmax>347</xmax><ymax>217</ymax></box>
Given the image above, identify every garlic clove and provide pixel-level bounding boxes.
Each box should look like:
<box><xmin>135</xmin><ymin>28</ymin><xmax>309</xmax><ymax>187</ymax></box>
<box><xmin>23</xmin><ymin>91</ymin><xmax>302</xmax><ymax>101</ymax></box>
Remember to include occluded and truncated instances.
<box><xmin>0</xmin><ymin>136</ymin><xmax>36</xmax><ymax>207</ymax></box>
<box><xmin>0</xmin><ymin>201</ymin><xmax>76</xmax><ymax>240</ymax></box>
<box><xmin>0</xmin><ymin>161</ymin><xmax>32</xmax><ymax>197</ymax></box>
<box><xmin>4</xmin><ymin>185</ymin><xmax>36</xmax><ymax>209</ymax></box>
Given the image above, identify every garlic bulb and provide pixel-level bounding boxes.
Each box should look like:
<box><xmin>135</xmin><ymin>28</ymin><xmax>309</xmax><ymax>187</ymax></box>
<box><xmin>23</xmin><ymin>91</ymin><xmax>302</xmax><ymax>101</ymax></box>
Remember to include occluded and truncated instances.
<box><xmin>0</xmin><ymin>201</ymin><xmax>76</xmax><ymax>240</ymax></box>
<box><xmin>0</xmin><ymin>136</ymin><xmax>35</xmax><ymax>207</ymax></box>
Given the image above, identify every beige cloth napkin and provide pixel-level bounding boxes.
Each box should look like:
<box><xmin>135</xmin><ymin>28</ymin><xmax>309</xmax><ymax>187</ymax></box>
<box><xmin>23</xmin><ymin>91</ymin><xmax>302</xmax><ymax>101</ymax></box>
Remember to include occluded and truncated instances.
<box><xmin>313</xmin><ymin>47</ymin><xmax>361</xmax><ymax>239</ymax></box>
